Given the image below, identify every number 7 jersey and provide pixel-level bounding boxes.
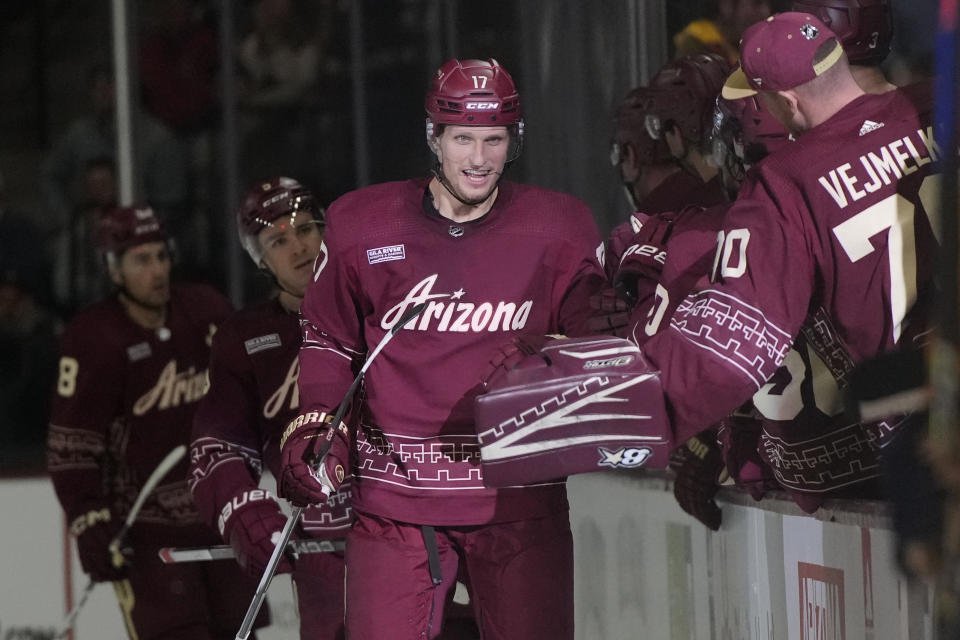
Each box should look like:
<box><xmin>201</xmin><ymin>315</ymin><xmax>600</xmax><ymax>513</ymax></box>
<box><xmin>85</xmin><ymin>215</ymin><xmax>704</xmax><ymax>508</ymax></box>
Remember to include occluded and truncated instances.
<box><xmin>641</xmin><ymin>81</ymin><xmax>940</xmax><ymax>444</ymax></box>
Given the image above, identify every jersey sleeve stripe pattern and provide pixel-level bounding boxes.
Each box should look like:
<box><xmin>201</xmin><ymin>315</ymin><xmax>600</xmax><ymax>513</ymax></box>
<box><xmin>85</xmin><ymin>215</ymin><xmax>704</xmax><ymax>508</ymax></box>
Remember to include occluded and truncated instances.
<box><xmin>47</xmin><ymin>424</ymin><xmax>107</xmax><ymax>471</ymax></box>
<box><xmin>188</xmin><ymin>437</ymin><xmax>263</xmax><ymax>493</ymax></box>
<box><xmin>668</xmin><ymin>288</ymin><xmax>793</xmax><ymax>389</ymax></box>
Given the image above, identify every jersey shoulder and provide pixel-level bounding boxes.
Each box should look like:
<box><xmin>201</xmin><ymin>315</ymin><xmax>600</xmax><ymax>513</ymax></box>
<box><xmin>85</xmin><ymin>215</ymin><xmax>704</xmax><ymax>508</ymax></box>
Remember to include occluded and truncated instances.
<box><xmin>215</xmin><ymin>299</ymin><xmax>293</xmax><ymax>345</ymax></box>
<box><xmin>172</xmin><ymin>282</ymin><xmax>233</xmax><ymax>325</ymax></box>
<box><xmin>61</xmin><ymin>297</ymin><xmax>128</xmax><ymax>346</ymax></box>
<box><xmin>499</xmin><ymin>181</ymin><xmax>597</xmax><ymax>239</ymax></box>
<box><xmin>324</xmin><ymin>179</ymin><xmax>428</xmax><ymax>244</ymax></box>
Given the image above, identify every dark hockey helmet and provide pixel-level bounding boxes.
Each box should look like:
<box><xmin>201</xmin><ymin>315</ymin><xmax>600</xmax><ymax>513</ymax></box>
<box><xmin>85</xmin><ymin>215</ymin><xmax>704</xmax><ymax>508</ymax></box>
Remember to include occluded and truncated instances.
<box><xmin>610</xmin><ymin>86</ymin><xmax>675</xmax><ymax>168</ymax></box>
<box><xmin>710</xmin><ymin>95</ymin><xmax>791</xmax><ymax>183</ymax></box>
<box><xmin>647</xmin><ymin>52</ymin><xmax>732</xmax><ymax>148</ymax></box>
<box><xmin>94</xmin><ymin>204</ymin><xmax>168</xmax><ymax>258</ymax></box>
<box><xmin>236</xmin><ymin>177</ymin><xmax>325</xmax><ymax>265</ymax></box>
<box><xmin>791</xmin><ymin>0</ymin><xmax>893</xmax><ymax>65</ymax></box>
<box><xmin>425</xmin><ymin>58</ymin><xmax>524</xmax><ymax>160</ymax></box>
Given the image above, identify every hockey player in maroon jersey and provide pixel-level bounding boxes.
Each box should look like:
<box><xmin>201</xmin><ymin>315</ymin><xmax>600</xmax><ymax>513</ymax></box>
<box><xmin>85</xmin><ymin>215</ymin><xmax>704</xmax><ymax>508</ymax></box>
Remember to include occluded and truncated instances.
<box><xmin>189</xmin><ymin>178</ymin><xmax>350</xmax><ymax>640</ymax></box>
<box><xmin>477</xmin><ymin>14</ymin><xmax>940</xmax><ymax>521</ymax></box>
<box><xmin>611</xmin><ymin>95</ymin><xmax>790</xmax><ymax>528</ymax></box>
<box><xmin>46</xmin><ymin>205</ymin><xmax>269</xmax><ymax>638</ymax></box>
<box><xmin>606</xmin><ymin>53</ymin><xmax>733</xmax><ymax>276</ymax></box>
<box><xmin>624</xmin><ymin>0</ymin><xmax>897</xmax><ymax>526</ymax></box>
<box><xmin>276</xmin><ymin>58</ymin><xmax>605</xmax><ymax>639</ymax></box>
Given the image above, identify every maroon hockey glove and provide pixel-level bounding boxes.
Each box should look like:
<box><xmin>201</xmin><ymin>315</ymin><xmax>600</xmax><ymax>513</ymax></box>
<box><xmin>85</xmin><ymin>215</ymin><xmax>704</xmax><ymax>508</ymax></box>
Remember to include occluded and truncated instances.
<box><xmin>613</xmin><ymin>213</ymin><xmax>675</xmax><ymax>308</ymax></box>
<box><xmin>278</xmin><ymin>411</ymin><xmax>350</xmax><ymax>508</ymax></box>
<box><xmin>716</xmin><ymin>415</ymin><xmax>777</xmax><ymax>501</ymax></box>
<box><xmin>219</xmin><ymin>489</ymin><xmax>293</xmax><ymax>577</ymax></box>
<box><xmin>587</xmin><ymin>287</ymin><xmax>632</xmax><ymax>337</ymax></box>
<box><xmin>669</xmin><ymin>430</ymin><xmax>726</xmax><ymax>531</ymax></box>
<box><xmin>70</xmin><ymin>505</ymin><xmax>127</xmax><ymax>582</ymax></box>
<box><xmin>480</xmin><ymin>334</ymin><xmax>551</xmax><ymax>392</ymax></box>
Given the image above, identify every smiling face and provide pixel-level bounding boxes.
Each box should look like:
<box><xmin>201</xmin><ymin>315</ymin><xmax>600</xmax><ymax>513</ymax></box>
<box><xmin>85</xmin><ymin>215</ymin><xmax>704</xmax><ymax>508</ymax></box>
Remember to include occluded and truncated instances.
<box><xmin>258</xmin><ymin>213</ymin><xmax>325</xmax><ymax>297</ymax></box>
<box><xmin>434</xmin><ymin>124</ymin><xmax>511</xmax><ymax>207</ymax></box>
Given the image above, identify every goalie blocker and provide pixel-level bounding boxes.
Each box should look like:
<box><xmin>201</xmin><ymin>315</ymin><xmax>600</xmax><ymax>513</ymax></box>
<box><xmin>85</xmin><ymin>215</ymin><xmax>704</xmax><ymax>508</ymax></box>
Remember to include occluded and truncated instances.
<box><xmin>475</xmin><ymin>336</ymin><xmax>673</xmax><ymax>487</ymax></box>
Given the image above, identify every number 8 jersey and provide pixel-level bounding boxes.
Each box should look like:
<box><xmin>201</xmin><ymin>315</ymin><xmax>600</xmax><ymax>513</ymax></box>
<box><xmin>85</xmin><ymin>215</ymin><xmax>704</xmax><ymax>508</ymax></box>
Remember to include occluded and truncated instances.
<box><xmin>640</xmin><ymin>81</ymin><xmax>940</xmax><ymax>446</ymax></box>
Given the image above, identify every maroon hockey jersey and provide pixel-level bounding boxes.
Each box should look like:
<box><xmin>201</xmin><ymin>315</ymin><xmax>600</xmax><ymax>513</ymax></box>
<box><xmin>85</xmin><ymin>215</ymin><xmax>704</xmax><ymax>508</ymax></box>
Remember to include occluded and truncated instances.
<box><xmin>190</xmin><ymin>299</ymin><xmax>352</xmax><ymax>538</ymax></box>
<box><xmin>47</xmin><ymin>284</ymin><xmax>232</xmax><ymax>525</ymax></box>
<box><xmin>639</xmin><ymin>84</ymin><xmax>940</xmax><ymax>448</ymax></box>
<box><xmin>299</xmin><ymin>178</ymin><xmax>605</xmax><ymax>525</ymax></box>
<box><xmin>605</xmin><ymin>172</ymin><xmax>729</xmax><ymax>280</ymax></box>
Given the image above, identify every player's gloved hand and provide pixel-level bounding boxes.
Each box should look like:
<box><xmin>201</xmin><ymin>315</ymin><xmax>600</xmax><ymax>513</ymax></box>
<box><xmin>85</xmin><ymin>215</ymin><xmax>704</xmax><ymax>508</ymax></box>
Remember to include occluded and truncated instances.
<box><xmin>480</xmin><ymin>334</ymin><xmax>552</xmax><ymax>392</ymax></box>
<box><xmin>70</xmin><ymin>505</ymin><xmax>127</xmax><ymax>582</ymax></box>
<box><xmin>278</xmin><ymin>411</ymin><xmax>350</xmax><ymax>508</ymax></box>
<box><xmin>669</xmin><ymin>430</ymin><xmax>726</xmax><ymax>531</ymax></box>
<box><xmin>716</xmin><ymin>414</ymin><xmax>776</xmax><ymax>501</ymax></box>
<box><xmin>219</xmin><ymin>489</ymin><xmax>293</xmax><ymax>577</ymax></box>
<box><xmin>614</xmin><ymin>213</ymin><xmax>675</xmax><ymax>308</ymax></box>
<box><xmin>587</xmin><ymin>287</ymin><xmax>632</xmax><ymax>337</ymax></box>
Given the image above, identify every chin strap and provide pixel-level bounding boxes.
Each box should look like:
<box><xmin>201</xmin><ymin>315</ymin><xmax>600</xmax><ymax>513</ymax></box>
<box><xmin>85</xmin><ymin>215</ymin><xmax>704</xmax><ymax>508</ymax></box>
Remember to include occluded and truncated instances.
<box><xmin>257</xmin><ymin>266</ymin><xmax>304</xmax><ymax>307</ymax></box>
<box><xmin>430</xmin><ymin>162</ymin><xmax>503</xmax><ymax>207</ymax></box>
<box><xmin>117</xmin><ymin>286</ymin><xmax>165</xmax><ymax>317</ymax></box>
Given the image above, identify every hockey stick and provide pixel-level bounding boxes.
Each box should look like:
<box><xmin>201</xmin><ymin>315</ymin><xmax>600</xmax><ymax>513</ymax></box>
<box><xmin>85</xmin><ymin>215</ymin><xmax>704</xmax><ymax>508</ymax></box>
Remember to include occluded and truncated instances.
<box><xmin>159</xmin><ymin>539</ymin><xmax>345</xmax><ymax>564</ymax></box>
<box><xmin>235</xmin><ymin>302</ymin><xmax>426</xmax><ymax>640</ymax></box>
<box><xmin>55</xmin><ymin>444</ymin><xmax>187</xmax><ymax>639</ymax></box>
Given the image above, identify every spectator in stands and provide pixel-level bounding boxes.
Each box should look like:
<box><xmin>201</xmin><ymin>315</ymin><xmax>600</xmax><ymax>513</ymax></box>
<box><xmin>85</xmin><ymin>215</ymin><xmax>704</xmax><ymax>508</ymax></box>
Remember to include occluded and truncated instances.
<box><xmin>0</xmin><ymin>171</ymin><xmax>59</xmax><ymax>469</ymax></box>
<box><xmin>41</xmin><ymin>64</ymin><xmax>190</xmax><ymax>257</ymax></box>
<box><xmin>236</xmin><ymin>0</ymin><xmax>323</xmax><ymax>186</ymax></box>
<box><xmin>673</xmin><ymin>0</ymin><xmax>772</xmax><ymax>63</ymax></box>
<box><xmin>51</xmin><ymin>156</ymin><xmax>116</xmax><ymax>314</ymax></box>
<box><xmin>139</xmin><ymin>0</ymin><xmax>219</xmax><ymax>135</ymax></box>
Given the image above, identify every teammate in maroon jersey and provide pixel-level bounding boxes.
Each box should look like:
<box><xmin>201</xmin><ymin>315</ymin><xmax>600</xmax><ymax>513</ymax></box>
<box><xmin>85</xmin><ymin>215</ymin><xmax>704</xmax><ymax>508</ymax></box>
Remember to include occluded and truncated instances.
<box><xmin>46</xmin><ymin>205</ymin><xmax>268</xmax><ymax>638</ymax></box>
<box><xmin>612</xmin><ymin>95</ymin><xmax>790</xmax><ymax>528</ymax></box>
<box><xmin>606</xmin><ymin>52</ymin><xmax>732</xmax><ymax>279</ymax></box>
<box><xmin>189</xmin><ymin>178</ymin><xmax>350</xmax><ymax>639</ymax></box>
<box><xmin>478</xmin><ymin>14</ymin><xmax>940</xmax><ymax>520</ymax></box>
<box><xmin>276</xmin><ymin>58</ymin><xmax>605</xmax><ymax>639</ymax></box>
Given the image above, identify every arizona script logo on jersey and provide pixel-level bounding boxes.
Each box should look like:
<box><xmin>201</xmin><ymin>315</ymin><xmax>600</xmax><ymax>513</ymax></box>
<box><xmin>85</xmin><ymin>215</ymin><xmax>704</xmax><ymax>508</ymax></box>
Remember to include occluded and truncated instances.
<box><xmin>263</xmin><ymin>357</ymin><xmax>300</xmax><ymax>419</ymax></box>
<box><xmin>380</xmin><ymin>274</ymin><xmax>534</xmax><ymax>333</ymax></box>
<box><xmin>133</xmin><ymin>360</ymin><xmax>210</xmax><ymax>415</ymax></box>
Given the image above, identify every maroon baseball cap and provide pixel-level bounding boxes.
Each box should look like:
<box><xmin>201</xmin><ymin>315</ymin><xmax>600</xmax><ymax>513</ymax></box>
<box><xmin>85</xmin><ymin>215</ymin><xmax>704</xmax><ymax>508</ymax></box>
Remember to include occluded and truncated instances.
<box><xmin>722</xmin><ymin>12</ymin><xmax>844</xmax><ymax>99</ymax></box>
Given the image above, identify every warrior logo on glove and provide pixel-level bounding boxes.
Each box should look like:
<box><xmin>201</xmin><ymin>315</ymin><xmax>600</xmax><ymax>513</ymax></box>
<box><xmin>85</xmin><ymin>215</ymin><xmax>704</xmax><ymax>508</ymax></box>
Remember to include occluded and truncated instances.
<box><xmin>278</xmin><ymin>411</ymin><xmax>351</xmax><ymax>507</ymax></box>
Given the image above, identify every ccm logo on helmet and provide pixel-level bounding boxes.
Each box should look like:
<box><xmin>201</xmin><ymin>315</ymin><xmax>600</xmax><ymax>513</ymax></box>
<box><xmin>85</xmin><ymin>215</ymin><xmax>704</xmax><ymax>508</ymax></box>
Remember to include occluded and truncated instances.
<box><xmin>466</xmin><ymin>102</ymin><xmax>500</xmax><ymax>110</ymax></box>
